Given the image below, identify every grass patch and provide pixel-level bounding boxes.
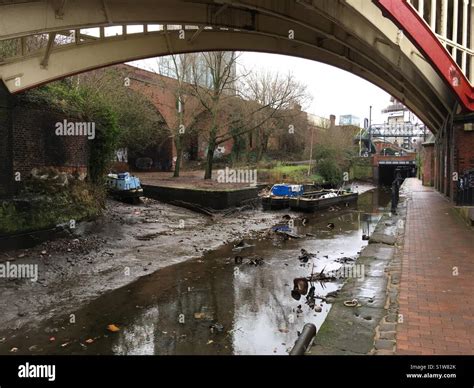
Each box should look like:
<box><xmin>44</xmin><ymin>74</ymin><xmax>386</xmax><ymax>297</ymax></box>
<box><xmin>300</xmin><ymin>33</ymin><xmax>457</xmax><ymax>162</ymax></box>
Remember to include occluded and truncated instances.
<box><xmin>259</xmin><ymin>164</ymin><xmax>323</xmax><ymax>184</ymax></box>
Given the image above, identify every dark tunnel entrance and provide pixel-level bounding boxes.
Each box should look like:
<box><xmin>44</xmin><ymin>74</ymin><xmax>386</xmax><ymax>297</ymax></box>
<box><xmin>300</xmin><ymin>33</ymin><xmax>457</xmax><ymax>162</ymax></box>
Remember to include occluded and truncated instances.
<box><xmin>378</xmin><ymin>162</ymin><xmax>417</xmax><ymax>186</ymax></box>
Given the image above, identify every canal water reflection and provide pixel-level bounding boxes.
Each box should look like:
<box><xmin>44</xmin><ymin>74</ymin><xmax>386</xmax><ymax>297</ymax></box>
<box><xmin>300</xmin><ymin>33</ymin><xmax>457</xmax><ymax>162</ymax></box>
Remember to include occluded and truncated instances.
<box><xmin>0</xmin><ymin>188</ymin><xmax>390</xmax><ymax>355</ymax></box>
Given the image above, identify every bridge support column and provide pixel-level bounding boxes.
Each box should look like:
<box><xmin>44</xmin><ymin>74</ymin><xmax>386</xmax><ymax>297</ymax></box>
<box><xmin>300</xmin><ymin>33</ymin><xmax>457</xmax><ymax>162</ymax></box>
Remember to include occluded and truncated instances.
<box><xmin>452</xmin><ymin>113</ymin><xmax>474</xmax><ymax>204</ymax></box>
<box><xmin>0</xmin><ymin>81</ymin><xmax>14</xmax><ymax>198</ymax></box>
<box><xmin>434</xmin><ymin>119</ymin><xmax>452</xmax><ymax>198</ymax></box>
<box><xmin>434</xmin><ymin>113</ymin><xmax>474</xmax><ymax>203</ymax></box>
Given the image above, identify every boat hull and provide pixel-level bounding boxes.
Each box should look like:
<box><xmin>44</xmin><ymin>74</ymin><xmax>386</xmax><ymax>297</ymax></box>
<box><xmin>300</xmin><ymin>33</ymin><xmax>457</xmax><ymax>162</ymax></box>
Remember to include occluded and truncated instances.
<box><xmin>262</xmin><ymin>196</ymin><xmax>290</xmax><ymax>210</ymax></box>
<box><xmin>289</xmin><ymin>192</ymin><xmax>358</xmax><ymax>212</ymax></box>
<box><xmin>108</xmin><ymin>188</ymin><xmax>143</xmax><ymax>203</ymax></box>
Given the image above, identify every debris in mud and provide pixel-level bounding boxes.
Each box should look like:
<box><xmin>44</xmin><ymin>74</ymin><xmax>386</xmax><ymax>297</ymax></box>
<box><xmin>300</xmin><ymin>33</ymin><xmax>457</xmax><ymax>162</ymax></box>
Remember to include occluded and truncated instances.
<box><xmin>305</xmin><ymin>286</ymin><xmax>316</xmax><ymax>310</ymax></box>
<box><xmin>107</xmin><ymin>324</ymin><xmax>120</xmax><ymax>332</ymax></box>
<box><xmin>209</xmin><ymin>323</ymin><xmax>224</xmax><ymax>334</ymax></box>
<box><xmin>275</xmin><ymin>229</ymin><xmax>301</xmax><ymax>239</ymax></box>
<box><xmin>135</xmin><ymin>232</ymin><xmax>166</xmax><ymax>241</ymax></box>
<box><xmin>335</xmin><ymin>256</ymin><xmax>356</xmax><ymax>264</ymax></box>
<box><xmin>247</xmin><ymin>257</ymin><xmax>264</xmax><ymax>266</ymax></box>
<box><xmin>326</xmin><ymin>223</ymin><xmax>335</xmax><ymax>229</ymax></box>
<box><xmin>85</xmin><ymin>338</ymin><xmax>94</xmax><ymax>344</ymax></box>
<box><xmin>234</xmin><ymin>256</ymin><xmax>243</xmax><ymax>264</ymax></box>
<box><xmin>362</xmin><ymin>234</ymin><xmax>369</xmax><ymax>240</ymax></box>
<box><xmin>194</xmin><ymin>312</ymin><xmax>213</xmax><ymax>320</ymax></box>
<box><xmin>232</xmin><ymin>240</ymin><xmax>254</xmax><ymax>251</ymax></box>
<box><xmin>298</xmin><ymin>249</ymin><xmax>316</xmax><ymax>263</ymax></box>
<box><xmin>309</xmin><ymin>268</ymin><xmax>336</xmax><ymax>282</ymax></box>
<box><xmin>10</xmin><ymin>347</ymin><xmax>18</xmax><ymax>353</ymax></box>
<box><xmin>343</xmin><ymin>299</ymin><xmax>361</xmax><ymax>307</ymax></box>
<box><xmin>278</xmin><ymin>328</ymin><xmax>289</xmax><ymax>334</ymax></box>
<box><xmin>170</xmin><ymin>200</ymin><xmax>214</xmax><ymax>217</ymax></box>
<box><xmin>291</xmin><ymin>278</ymin><xmax>309</xmax><ymax>300</ymax></box>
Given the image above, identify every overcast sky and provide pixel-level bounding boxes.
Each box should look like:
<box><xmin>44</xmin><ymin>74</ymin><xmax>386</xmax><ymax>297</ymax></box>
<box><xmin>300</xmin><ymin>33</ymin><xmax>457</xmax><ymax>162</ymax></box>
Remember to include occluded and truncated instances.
<box><xmin>238</xmin><ymin>52</ymin><xmax>391</xmax><ymax>124</ymax></box>
<box><xmin>130</xmin><ymin>51</ymin><xmax>392</xmax><ymax>125</ymax></box>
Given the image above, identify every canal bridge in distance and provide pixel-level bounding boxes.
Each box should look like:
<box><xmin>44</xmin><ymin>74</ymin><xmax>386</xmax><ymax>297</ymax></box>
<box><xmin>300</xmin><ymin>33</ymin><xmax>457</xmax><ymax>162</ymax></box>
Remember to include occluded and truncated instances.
<box><xmin>0</xmin><ymin>0</ymin><xmax>473</xmax><ymax>201</ymax></box>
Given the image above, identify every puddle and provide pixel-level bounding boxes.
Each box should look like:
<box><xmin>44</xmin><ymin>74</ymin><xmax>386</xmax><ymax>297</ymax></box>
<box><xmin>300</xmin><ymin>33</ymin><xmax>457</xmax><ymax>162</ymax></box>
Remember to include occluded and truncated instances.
<box><xmin>0</xmin><ymin>189</ymin><xmax>390</xmax><ymax>355</ymax></box>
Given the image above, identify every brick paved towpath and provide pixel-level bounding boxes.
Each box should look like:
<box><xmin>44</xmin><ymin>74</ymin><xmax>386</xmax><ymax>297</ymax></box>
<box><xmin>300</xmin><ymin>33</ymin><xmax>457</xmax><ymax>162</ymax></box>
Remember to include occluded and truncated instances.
<box><xmin>396</xmin><ymin>178</ymin><xmax>474</xmax><ymax>355</ymax></box>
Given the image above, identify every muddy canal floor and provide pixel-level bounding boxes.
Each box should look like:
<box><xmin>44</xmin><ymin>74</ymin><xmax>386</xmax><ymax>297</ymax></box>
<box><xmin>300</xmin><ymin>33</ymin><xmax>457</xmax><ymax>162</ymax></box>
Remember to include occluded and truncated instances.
<box><xmin>0</xmin><ymin>185</ymin><xmax>390</xmax><ymax>355</ymax></box>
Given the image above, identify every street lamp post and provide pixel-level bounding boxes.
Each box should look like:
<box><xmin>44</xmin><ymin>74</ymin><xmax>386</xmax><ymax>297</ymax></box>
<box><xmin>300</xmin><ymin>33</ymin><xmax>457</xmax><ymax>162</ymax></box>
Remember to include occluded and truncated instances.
<box><xmin>308</xmin><ymin>125</ymin><xmax>314</xmax><ymax>176</ymax></box>
<box><xmin>368</xmin><ymin>105</ymin><xmax>372</xmax><ymax>155</ymax></box>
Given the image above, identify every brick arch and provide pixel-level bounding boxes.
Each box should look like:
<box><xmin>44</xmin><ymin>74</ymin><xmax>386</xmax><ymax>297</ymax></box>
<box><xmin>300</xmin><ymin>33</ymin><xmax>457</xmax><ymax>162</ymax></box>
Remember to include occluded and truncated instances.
<box><xmin>111</xmin><ymin>65</ymin><xmax>176</xmax><ymax>172</ymax></box>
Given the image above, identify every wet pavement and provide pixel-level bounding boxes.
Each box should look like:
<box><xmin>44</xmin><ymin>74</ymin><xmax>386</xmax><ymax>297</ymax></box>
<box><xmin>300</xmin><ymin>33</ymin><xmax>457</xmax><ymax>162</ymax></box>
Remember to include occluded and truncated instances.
<box><xmin>396</xmin><ymin>179</ymin><xmax>474</xmax><ymax>355</ymax></box>
<box><xmin>0</xmin><ymin>188</ymin><xmax>390</xmax><ymax>355</ymax></box>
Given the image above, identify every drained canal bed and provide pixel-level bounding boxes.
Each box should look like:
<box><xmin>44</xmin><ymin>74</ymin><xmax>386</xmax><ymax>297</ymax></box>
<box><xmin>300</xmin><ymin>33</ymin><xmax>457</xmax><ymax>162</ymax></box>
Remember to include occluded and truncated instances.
<box><xmin>0</xmin><ymin>189</ymin><xmax>390</xmax><ymax>355</ymax></box>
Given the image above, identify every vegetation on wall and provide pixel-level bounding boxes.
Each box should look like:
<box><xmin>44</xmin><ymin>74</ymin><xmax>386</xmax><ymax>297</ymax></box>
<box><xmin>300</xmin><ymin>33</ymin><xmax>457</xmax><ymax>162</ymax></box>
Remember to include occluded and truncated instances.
<box><xmin>82</xmin><ymin>69</ymin><xmax>167</xmax><ymax>159</ymax></box>
<box><xmin>22</xmin><ymin>80</ymin><xmax>120</xmax><ymax>183</ymax></box>
<box><xmin>0</xmin><ymin>168</ymin><xmax>105</xmax><ymax>236</ymax></box>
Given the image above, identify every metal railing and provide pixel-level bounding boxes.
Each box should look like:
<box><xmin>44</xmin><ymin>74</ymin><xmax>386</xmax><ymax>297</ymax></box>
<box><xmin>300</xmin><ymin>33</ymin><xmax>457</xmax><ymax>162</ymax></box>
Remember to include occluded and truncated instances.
<box><xmin>409</xmin><ymin>0</ymin><xmax>473</xmax><ymax>84</ymax></box>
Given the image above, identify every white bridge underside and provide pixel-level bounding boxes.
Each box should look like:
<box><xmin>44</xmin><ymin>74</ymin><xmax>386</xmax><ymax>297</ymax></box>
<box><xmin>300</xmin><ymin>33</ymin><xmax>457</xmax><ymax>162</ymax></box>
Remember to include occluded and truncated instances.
<box><xmin>0</xmin><ymin>0</ymin><xmax>471</xmax><ymax>133</ymax></box>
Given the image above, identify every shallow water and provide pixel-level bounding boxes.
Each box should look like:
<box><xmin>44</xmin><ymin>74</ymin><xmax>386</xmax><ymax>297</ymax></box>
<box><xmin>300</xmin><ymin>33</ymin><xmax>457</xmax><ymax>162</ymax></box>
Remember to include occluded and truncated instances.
<box><xmin>0</xmin><ymin>188</ymin><xmax>390</xmax><ymax>355</ymax></box>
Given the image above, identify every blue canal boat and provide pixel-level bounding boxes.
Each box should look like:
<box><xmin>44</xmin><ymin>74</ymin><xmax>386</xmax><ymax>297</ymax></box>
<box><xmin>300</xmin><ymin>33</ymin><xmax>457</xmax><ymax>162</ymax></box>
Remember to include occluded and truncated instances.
<box><xmin>262</xmin><ymin>184</ymin><xmax>304</xmax><ymax>210</ymax></box>
<box><xmin>106</xmin><ymin>172</ymin><xmax>143</xmax><ymax>203</ymax></box>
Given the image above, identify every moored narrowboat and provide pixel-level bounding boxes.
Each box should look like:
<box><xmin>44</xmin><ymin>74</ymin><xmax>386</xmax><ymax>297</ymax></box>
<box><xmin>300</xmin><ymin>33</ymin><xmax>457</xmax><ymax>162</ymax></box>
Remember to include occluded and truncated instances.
<box><xmin>106</xmin><ymin>172</ymin><xmax>143</xmax><ymax>203</ymax></box>
<box><xmin>289</xmin><ymin>189</ymin><xmax>358</xmax><ymax>212</ymax></box>
<box><xmin>262</xmin><ymin>184</ymin><xmax>304</xmax><ymax>210</ymax></box>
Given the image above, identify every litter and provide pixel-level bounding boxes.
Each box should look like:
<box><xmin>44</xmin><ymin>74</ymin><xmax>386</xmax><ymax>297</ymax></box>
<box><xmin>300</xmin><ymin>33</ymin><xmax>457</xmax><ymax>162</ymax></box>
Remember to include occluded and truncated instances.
<box><xmin>343</xmin><ymin>299</ymin><xmax>361</xmax><ymax>307</ymax></box>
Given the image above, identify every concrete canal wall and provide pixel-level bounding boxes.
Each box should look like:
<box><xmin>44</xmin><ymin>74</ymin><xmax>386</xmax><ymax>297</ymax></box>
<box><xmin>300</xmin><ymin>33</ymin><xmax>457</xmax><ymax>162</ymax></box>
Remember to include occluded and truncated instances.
<box><xmin>308</xmin><ymin>184</ymin><xmax>406</xmax><ymax>355</ymax></box>
<box><xmin>143</xmin><ymin>184</ymin><xmax>264</xmax><ymax>210</ymax></box>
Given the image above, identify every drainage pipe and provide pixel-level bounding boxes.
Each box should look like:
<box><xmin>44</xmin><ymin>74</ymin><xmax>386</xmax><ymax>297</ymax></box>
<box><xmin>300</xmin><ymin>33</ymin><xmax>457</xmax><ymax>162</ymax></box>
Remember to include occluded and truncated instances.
<box><xmin>289</xmin><ymin>323</ymin><xmax>317</xmax><ymax>356</ymax></box>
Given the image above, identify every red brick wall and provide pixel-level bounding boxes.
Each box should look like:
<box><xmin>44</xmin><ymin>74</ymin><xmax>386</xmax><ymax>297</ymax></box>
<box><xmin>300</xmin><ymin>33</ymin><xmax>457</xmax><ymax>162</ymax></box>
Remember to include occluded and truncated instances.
<box><xmin>430</xmin><ymin>123</ymin><xmax>474</xmax><ymax>200</ymax></box>
<box><xmin>0</xmin><ymin>83</ymin><xmax>14</xmax><ymax>197</ymax></box>
<box><xmin>12</xmin><ymin>105</ymin><xmax>88</xmax><ymax>180</ymax></box>
<box><xmin>372</xmin><ymin>154</ymin><xmax>416</xmax><ymax>166</ymax></box>
<box><xmin>454</xmin><ymin>124</ymin><xmax>474</xmax><ymax>175</ymax></box>
<box><xmin>421</xmin><ymin>144</ymin><xmax>434</xmax><ymax>186</ymax></box>
<box><xmin>115</xmin><ymin>65</ymin><xmax>235</xmax><ymax>162</ymax></box>
<box><xmin>373</xmin><ymin>141</ymin><xmax>405</xmax><ymax>154</ymax></box>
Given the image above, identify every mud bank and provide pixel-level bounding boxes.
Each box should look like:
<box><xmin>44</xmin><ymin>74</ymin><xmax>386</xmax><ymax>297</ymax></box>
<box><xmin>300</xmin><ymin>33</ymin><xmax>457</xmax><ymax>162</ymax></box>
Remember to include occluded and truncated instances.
<box><xmin>0</xmin><ymin>198</ymin><xmax>278</xmax><ymax>331</ymax></box>
<box><xmin>0</xmin><ymin>185</ymin><xmax>388</xmax><ymax>355</ymax></box>
<box><xmin>0</xmin><ymin>182</ymin><xmax>376</xmax><ymax>338</ymax></box>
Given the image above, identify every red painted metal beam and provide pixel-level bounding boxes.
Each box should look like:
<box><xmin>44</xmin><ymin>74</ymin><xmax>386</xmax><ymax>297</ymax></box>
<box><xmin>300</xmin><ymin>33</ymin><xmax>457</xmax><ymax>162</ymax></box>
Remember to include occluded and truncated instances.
<box><xmin>375</xmin><ymin>0</ymin><xmax>474</xmax><ymax>112</ymax></box>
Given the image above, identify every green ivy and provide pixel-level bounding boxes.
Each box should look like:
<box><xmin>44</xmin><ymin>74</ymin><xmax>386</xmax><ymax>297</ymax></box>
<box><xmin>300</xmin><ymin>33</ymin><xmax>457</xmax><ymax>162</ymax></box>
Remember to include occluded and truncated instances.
<box><xmin>22</xmin><ymin>80</ymin><xmax>120</xmax><ymax>184</ymax></box>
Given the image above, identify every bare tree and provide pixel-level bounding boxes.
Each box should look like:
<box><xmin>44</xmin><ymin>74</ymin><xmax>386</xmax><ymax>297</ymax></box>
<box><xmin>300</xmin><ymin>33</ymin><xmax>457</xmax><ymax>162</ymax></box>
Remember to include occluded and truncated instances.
<box><xmin>188</xmin><ymin>51</ymin><xmax>241</xmax><ymax>179</ymax></box>
<box><xmin>153</xmin><ymin>54</ymin><xmax>203</xmax><ymax>177</ymax></box>
<box><xmin>239</xmin><ymin>70</ymin><xmax>311</xmax><ymax>161</ymax></box>
<box><xmin>189</xmin><ymin>52</ymin><xmax>312</xmax><ymax>178</ymax></box>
